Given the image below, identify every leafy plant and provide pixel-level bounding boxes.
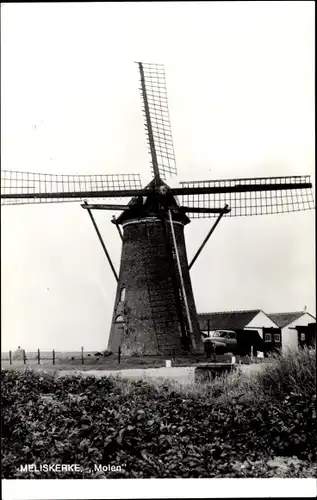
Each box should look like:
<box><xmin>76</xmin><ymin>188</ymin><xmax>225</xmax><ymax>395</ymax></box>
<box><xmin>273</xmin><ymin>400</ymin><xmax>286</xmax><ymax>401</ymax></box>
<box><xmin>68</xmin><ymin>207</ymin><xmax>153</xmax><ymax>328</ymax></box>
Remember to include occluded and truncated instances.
<box><xmin>1</xmin><ymin>348</ymin><xmax>316</xmax><ymax>478</ymax></box>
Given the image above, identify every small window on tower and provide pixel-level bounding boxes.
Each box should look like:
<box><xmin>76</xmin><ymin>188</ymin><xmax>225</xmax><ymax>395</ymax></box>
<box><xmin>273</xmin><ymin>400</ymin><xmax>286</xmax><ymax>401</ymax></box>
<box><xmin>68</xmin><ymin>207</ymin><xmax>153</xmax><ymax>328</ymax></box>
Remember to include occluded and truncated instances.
<box><xmin>274</xmin><ymin>333</ymin><xmax>281</xmax><ymax>343</ymax></box>
<box><xmin>264</xmin><ymin>333</ymin><xmax>272</xmax><ymax>342</ymax></box>
<box><xmin>115</xmin><ymin>315</ymin><xmax>124</xmax><ymax>323</ymax></box>
<box><xmin>300</xmin><ymin>333</ymin><xmax>306</xmax><ymax>341</ymax></box>
<box><xmin>120</xmin><ymin>287</ymin><xmax>126</xmax><ymax>302</ymax></box>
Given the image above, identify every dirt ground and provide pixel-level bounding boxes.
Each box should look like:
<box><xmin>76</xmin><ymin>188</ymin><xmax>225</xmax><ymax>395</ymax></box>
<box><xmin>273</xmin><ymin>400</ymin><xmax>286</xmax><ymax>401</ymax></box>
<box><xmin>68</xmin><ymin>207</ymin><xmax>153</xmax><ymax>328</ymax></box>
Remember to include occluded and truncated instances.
<box><xmin>58</xmin><ymin>366</ymin><xmax>196</xmax><ymax>384</ymax></box>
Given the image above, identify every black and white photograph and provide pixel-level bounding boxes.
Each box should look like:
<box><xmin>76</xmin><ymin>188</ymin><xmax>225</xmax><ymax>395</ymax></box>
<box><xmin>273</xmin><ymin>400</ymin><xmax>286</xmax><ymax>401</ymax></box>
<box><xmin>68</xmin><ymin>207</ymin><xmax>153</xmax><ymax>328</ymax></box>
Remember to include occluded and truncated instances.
<box><xmin>1</xmin><ymin>1</ymin><xmax>316</xmax><ymax>499</ymax></box>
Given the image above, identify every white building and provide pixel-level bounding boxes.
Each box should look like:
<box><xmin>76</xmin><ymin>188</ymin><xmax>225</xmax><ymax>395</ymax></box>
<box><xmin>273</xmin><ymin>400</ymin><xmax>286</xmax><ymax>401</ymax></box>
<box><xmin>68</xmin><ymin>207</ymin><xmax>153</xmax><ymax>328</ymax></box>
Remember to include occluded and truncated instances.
<box><xmin>198</xmin><ymin>309</ymin><xmax>278</xmax><ymax>357</ymax></box>
<box><xmin>197</xmin><ymin>309</ymin><xmax>316</xmax><ymax>356</ymax></box>
<box><xmin>268</xmin><ymin>311</ymin><xmax>316</xmax><ymax>353</ymax></box>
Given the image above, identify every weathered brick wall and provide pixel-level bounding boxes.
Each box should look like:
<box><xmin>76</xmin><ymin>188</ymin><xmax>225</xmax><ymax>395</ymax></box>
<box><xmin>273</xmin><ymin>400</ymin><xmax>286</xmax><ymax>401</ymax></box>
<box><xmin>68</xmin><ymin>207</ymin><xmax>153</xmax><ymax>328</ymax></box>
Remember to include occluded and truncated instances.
<box><xmin>107</xmin><ymin>216</ymin><xmax>203</xmax><ymax>356</ymax></box>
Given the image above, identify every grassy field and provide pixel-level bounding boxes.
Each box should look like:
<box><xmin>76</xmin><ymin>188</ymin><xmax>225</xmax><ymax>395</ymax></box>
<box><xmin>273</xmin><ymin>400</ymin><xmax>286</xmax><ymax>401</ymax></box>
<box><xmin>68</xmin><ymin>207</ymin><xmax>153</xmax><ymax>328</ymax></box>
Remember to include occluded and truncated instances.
<box><xmin>2</xmin><ymin>347</ymin><xmax>316</xmax><ymax>479</ymax></box>
<box><xmin>1</xmin><ymin>352</ymin><xmax>268</xmax><ymax>371</ymax></box>
<box><xmin>1</xmin><ymin>355</ymin><xmax>202</xmax><ymax>372</ymax></box>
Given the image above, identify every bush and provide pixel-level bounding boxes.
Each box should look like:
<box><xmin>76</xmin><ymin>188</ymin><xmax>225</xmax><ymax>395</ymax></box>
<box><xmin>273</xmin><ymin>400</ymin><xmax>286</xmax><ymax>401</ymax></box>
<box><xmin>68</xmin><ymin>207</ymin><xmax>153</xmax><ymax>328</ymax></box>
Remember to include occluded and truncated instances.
<box><xmin>256</xmin><ymin>347</ymin><xmax>316</xmax><ymax>399</ymax></box>
<box><xmin>1</xmin><ymin>348</ymin><xmax>316</xmax><ymax>478</ymax></box>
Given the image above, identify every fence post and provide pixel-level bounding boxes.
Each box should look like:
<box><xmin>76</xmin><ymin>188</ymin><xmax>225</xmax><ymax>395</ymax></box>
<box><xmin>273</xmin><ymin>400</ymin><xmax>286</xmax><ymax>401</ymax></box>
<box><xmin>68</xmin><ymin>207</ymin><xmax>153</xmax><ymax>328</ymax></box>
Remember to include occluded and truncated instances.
<box><xmin>23</xmin><ymin>350</ymin><xmax>26</xmax><ymax>364</ymax></box>
<box><xmin>52</xmin><ymin>349</ymin><xmax>55</xmax><ymax>365</ymax></box>
<box><xmin>81</xmin><ymin>346</ymin><xmax>84</xmax><ymax>365</ymax></box>
<box><xmin>118</xmin><ymin>346</ymin><xmax>121</xmax><ymax>365</ymax></box>
<box><xmin>213</xmin><ymin>348</ymin><xmax>216</xmax><ymax>364</ymax></box>
<box><xmin>9</xmin><ymin>350</ymin><xmax>12</xmax><ymax>365</ymax></box>
<box><xmin>37</xmin><ymin>348</ymin><xmax>40</xmax><ymax>365</ymax></box>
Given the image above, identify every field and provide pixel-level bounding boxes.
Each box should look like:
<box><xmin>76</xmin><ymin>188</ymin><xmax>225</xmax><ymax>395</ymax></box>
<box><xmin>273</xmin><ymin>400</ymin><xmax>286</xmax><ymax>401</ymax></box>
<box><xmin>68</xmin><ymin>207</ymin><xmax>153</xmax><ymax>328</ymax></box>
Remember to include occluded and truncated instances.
<box><xmin>1</xmin><ymin>350</ymin><xmax>267</xmax><ymax>372</ymax></box>
<box><xmin>1</xmin><ymin>352</ymin><xmax>207</xmax><ymax>371</ymax></box>
<box><xmin>1</xmin><ymin>347</ymin><xmax>316</xmax><ymax>479</ymax></box>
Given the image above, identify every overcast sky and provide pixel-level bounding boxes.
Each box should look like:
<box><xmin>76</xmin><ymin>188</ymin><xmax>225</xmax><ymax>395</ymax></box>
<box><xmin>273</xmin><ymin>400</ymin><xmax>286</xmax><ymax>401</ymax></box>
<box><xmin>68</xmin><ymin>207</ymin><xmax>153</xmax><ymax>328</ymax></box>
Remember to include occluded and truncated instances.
<box><xmin>1</xmin><ymin>1</ymin><xmax>315</xmax><ymax>351</ymax></box>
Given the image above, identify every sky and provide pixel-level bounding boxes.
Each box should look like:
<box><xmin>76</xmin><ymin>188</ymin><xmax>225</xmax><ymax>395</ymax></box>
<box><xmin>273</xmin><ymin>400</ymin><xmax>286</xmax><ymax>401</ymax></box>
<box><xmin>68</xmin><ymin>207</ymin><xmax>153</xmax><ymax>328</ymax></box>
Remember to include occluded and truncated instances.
<box><xmin>1</xmin><ymin>1</ymin><xmax>315</xmax><ymax>351</ymax></box>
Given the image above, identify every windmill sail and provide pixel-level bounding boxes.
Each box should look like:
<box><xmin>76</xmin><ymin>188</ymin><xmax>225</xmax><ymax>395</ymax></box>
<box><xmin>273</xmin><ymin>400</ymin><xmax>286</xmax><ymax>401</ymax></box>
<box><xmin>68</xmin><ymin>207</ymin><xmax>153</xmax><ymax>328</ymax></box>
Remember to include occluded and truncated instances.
<box><xmin>137</xmin><ymin>62</ymin><xmax>177</xmax><ymax>181</ymax></box>
<box><xmin>0</xmin><ymin>170</ymin><xmax>142</xmax><ymax>205</ymax></box>
<box><xmin>179</xmin><ymin>175</ymin><xmax>314</xmax><ymax>217</ymax></box>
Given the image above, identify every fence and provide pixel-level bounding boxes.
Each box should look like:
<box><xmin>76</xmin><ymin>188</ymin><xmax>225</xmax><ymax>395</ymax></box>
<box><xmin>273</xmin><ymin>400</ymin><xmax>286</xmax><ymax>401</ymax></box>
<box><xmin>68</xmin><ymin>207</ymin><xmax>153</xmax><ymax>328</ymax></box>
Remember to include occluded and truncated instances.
<box><xmin>1</xmin><ymin>347</ymin><xmax>266</xmax><ymax>368</ymax></box>
<box><xmin>1</xmin><ymin>347</ymin><xmax>123</xmax><ymax>366</ymax></box>
<box><xmin>1</xmin><ymin>347</ymin><xmax>197</xmax><ymax>368</ymax></box>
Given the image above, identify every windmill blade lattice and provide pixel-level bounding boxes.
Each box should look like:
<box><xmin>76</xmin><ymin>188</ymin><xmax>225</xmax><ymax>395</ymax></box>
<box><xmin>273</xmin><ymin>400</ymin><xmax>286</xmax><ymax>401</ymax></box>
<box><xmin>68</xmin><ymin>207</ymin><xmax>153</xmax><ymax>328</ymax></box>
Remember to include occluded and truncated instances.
<box><xmin>137</xmin><ymin>62</ymin><xmax>177</xmax><ymax>181</ymax></box>
<box><xmin>1</xmin><ymin>170</ymin><xmax>142</xmax><ymax>205</ymax></box>
<box><xmin>179</xmin><ymin>175</ymin><xmax>315</xmax><ymax>217</ymax></box>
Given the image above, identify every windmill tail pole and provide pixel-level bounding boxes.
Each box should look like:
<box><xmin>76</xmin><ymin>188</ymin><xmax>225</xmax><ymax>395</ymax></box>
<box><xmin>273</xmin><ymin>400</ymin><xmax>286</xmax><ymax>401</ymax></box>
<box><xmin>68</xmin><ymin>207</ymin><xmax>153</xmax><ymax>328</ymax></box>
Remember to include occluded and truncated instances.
<box><xmin>168</xmin><ymin>209</ymin><xmax>196</xmax><ymax>351</ymax></box>
<box><xmin>189</xmin><ymin>204</ymin><xmax>229</xmax><ymax>270</ymax></box>
<box><xmin>83</xmin><ymin>202</ymin><xmax>119</xmax><ymax>282</ymax></box>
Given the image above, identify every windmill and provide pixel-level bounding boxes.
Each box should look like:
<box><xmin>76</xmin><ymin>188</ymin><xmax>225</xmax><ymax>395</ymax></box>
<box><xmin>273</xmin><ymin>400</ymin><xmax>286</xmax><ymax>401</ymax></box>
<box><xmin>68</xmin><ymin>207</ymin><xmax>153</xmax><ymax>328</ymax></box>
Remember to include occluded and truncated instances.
<box><xmin>1</xmin><ymin>62</ymin><xmax>314</xmax><ymax>356</ymax></box>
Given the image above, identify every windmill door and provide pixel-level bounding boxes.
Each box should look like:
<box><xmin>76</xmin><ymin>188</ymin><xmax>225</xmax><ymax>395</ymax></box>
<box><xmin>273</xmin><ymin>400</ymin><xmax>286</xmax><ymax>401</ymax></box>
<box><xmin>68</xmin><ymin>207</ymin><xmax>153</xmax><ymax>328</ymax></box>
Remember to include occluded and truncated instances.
<box><xmin>263</xmin><ymin>327</ymin><xmax>282</xmax><ymax>356</ymax></box>
<box><xmin>112</xmin><ymin>316</ymin><xmax>126</xmax><ymax>353</ymax></box>
<box><xmin>297</xmin><ymin>323</ymin><xmax>316</xmax><ymax>349</ymax></box>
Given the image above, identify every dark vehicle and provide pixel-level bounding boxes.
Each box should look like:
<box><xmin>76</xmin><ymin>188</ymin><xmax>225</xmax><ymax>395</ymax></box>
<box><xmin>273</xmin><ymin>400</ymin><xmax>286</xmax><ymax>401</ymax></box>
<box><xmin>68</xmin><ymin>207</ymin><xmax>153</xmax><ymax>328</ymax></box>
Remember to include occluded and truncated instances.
<box><xmin>203</xmin><ymin>329</ymin><xmax>266</xmax><ymax>357</ymax></box>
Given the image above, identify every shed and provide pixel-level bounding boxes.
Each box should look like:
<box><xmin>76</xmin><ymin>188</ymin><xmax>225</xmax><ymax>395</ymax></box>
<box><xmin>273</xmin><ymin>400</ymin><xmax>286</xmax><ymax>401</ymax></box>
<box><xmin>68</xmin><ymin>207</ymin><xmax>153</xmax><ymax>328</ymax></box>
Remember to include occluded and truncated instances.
<box><xmin>267</xmin><ymin>312</ymin><xmax>316</xmax><ymax>351</ymax></box>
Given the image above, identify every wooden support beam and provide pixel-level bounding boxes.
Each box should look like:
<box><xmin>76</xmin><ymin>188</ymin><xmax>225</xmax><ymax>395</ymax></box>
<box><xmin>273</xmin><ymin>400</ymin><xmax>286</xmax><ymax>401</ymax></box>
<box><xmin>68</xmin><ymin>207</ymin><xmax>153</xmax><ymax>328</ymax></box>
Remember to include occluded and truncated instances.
<box><xmin>189</xmin><ymin>205</ymin><xmax>229</xmax><ymax>270</ymax></box>
<box><xmin>168</xmin><ymin>209</ymin><xmax>196</xmax><ymax>351</ymax></box>
<box><xmin>181</xmin><ymin>206</ymin><xmax>230</xmax><ymax>214</ymax></box>
<box><xmin>81</xmin><ymin>203</ymin><xmax>128</xmax><ymax>211</ymax></box>
<box><xmin>83</xmin><ymin>202</ymin><xmax>118</xmax><ymax>282</ymax></box>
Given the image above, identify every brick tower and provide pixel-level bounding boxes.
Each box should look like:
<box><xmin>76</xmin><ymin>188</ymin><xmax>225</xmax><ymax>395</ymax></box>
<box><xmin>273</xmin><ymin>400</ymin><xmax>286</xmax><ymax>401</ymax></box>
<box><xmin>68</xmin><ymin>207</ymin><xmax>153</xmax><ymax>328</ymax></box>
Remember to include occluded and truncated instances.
<box><xmin>107</xmin><ymin>181</ymin><xmax>202</xmax><ymax>356</ymax></box>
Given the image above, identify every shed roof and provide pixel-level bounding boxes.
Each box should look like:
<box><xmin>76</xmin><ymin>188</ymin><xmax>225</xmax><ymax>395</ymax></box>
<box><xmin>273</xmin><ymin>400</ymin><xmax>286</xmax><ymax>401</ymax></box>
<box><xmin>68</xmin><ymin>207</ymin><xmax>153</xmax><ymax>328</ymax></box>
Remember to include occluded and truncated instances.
<box><xmin>198</xmin><ymin>310</ymin><xmax>262</xmax><ymax>331</ymax></box>
<box><xmin>267</xmin><ymin>312</ymin><xmax>316</xmax><ymax>328</ymax></box>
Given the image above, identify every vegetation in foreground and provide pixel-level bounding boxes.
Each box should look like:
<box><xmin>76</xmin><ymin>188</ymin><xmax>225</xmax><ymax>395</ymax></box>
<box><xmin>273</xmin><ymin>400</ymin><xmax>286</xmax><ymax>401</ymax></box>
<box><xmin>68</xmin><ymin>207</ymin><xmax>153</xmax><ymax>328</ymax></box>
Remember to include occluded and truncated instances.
<box><xmin>1</xmin><ymin>347</ymin><xmax>316</xmax><ymax>478</ymax></box>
